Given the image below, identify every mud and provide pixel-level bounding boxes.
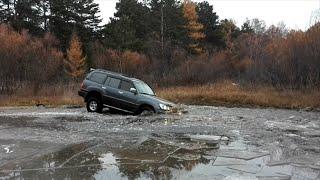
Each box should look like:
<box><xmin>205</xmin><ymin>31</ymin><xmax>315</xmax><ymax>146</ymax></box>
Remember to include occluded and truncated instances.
<box><xmin>0</xmin><ymin>106</ymin><xmax>319</xmax><ymax>179</ymax></box>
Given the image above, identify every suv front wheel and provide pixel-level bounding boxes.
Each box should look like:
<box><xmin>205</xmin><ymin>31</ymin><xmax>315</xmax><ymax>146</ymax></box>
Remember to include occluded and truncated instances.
<box><xmin>136</xmin><ymin>105</ymin><xmax>155</xmax><ymax>115</ymax></box>
<box><xmin>86</xmin><ymin>97</ymin><xmax>103</xmax><ymax>113</ymax></box>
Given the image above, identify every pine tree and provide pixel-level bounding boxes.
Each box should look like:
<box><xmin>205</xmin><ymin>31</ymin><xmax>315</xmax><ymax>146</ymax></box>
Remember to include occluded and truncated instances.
<box><xmin>0</xmin><ymin>0</ymin><xmax>14</xmax><ymax>23</ymax></box>
<box><xmin>12</xmin><ymin>0</ymin><xmax>43</xmax><ymax>35</ymax></box>
<box><xmin>196</xmin><ymin>1</ymin><xmax>224</xmax><ymax>49</ymax></box>
<box><xmin>73</xmin><ymin>0</ymin><xmax>102</xmax><ymax>40</ymax></box>
<box><xmin>39</xmin><ymin>0</ymin><xmax>50</xmax><ymax>31</ymax></box>
<box><xmin>149</xmin><ymin>0</ymin><xmax>187</xmax><ymax>45</ymax></box>
<box><xmin>49</xmin><ymin>0</ymin><xmax>102</xmax><ymax>51</ymax></box>
<box><xmin>65</xmin><ymin>32</ymin><xmax>86</xmax><ymax>79</ymax></box>
<box><xmin>183</xmin><ymin>0</ymin><xmax>205</xmax><ymax>54</ymax></box>
<box><xmin>103</xmin><ymin>0</ymin><xmax>149</xmax><ymax>52</ymax></box>
<box><xmin>0</xmin><ymin>1</ymin><xmax>6</xmax><ymax>22</ymax></box>
<box><xmin>0</xmin><ymin>0</ymin><xmax>43</xmax><ymax>35</ymax></box>
<box><xmin>104</xmin><ymin>16</ymin><xmax>140</xmax><ymax>51</ymax></box>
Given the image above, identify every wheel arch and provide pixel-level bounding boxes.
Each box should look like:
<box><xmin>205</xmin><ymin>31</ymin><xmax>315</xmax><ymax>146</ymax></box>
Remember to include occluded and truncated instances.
<box><xmin>138</xmin><ymin>103</ymin><xmax>155</xmax><ymax>112</ymax></box>
<box><xmin>85</xmin><ymin>90</ymin><xmax>102</xmax><ymax>102</ymax></box>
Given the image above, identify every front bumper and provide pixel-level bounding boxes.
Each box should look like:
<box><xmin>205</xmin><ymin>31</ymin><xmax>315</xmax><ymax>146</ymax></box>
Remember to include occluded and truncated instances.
<box><xmin>156</xmin><ymin>104</ymin><xmax>178</xmax><ymax>114</ymax></box>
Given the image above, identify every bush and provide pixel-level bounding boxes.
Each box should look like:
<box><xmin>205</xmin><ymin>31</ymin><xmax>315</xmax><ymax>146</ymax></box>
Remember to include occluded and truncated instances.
<box><xmin>0</xmin><ymin>24</ymin><xmax>63</xmax><ymax>94</ymax></box>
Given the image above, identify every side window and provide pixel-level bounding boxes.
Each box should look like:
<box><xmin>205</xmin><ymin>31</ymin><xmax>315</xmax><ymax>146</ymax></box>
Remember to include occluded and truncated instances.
<box><xmin>120</xmin><ymin>80</ymin><xmax>134</xmax><ymax>92</ymax></box>
<box><xmin>107</xmin><ymin>77</ymin><xmax>121</xmax><ymax>88</ymax></box>
<box><xmin>104</xmin><ymin>77</ymin><xmax>111</xmax><ymax>86</ymax></box>
<box><xmin>89</xmin><ymin>72</ymin><xmax>107</xmax><ymax>84</ymax></box>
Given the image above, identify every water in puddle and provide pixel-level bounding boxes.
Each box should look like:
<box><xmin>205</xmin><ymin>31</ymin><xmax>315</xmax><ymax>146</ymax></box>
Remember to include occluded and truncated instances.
<box><xmin>0</xmin><ymin>135</ymin><xmax>319</xmax><ymax>180</ymax></box>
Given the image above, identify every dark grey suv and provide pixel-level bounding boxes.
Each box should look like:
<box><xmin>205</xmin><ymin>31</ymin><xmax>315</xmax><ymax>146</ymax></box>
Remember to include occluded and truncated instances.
<box><xmin>78</xmin><ymin>69</ymin><xmax>175</xmax><ymax>114</ymax></box>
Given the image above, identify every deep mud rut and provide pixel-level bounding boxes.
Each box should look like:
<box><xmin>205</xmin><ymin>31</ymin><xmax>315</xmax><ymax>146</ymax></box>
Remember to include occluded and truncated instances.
<box><xmin>0</xmin><ymin>106</ymin><xmax>319</xmax><ymax>180</ymax></box>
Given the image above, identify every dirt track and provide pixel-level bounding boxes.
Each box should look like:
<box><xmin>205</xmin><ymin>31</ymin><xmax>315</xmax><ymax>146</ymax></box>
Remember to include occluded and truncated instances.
<box><xmin>0</xmin><ymin>106</ymin><xmax>319</xmax><ymax>179</ymax></box>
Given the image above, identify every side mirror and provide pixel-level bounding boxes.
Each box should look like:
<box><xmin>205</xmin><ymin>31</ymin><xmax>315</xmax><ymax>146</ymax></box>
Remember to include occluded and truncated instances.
<box><xmin>130</xmin><ymin>88</ymin><xmax>137</xmax><ymax>94</ymax></box>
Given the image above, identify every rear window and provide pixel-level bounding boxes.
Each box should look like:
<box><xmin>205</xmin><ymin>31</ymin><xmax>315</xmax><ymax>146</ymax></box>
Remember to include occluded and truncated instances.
<box><xmin>106</xmin><ymin>77</ymin><xmax>121</xmax><ymax>88</ymax></box>
<box><xmin>89</xmin><ymin>72</ymin><xmax>107</xmax><ymax>84</ymax></box>
<box><xmin>120</xmin><ymin>80</ymin><xmax>134</xmax><ymax>92</ymax></box>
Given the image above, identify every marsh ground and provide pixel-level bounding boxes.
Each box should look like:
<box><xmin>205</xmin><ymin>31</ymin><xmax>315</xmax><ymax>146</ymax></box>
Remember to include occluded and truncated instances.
<box><xmin>0</xmin><ymin>106</ymin><xmax>319</xmax><ymax>179</ymax></box>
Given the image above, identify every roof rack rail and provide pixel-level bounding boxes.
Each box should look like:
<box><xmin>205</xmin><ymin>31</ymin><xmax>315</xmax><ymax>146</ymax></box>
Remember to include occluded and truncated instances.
<box><xmin>89</xmin><ymin>68</ymin><xmax>132</xmax><ymax>79</ymax></box>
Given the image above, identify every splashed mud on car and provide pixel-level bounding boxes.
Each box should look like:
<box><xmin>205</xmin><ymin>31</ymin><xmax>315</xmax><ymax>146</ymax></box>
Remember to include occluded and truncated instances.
<box><xmin>0</xmin><ymin>106</ymin><xmax>319</xmax><ymax>179</ymax></box>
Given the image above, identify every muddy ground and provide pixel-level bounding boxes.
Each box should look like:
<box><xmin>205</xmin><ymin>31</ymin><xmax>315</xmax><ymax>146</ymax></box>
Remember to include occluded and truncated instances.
<box><xmin>0</xmin><ymin>106</ymin><xmax>319</xmax><ymax>180</ymax></box>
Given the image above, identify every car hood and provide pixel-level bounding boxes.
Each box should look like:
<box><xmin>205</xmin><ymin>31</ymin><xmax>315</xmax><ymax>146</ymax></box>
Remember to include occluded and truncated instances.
<box><xmin>140</xmin><ymin>94</ymin><xmax>175</xmax><ymax>106</ymax></box>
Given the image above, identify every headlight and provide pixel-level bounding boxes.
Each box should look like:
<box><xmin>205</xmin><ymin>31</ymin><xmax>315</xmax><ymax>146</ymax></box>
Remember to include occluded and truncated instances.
<box><xmin>159</xmin><ymin>103</ymin><xmax>171</xmax><ymax>111</ymax></box>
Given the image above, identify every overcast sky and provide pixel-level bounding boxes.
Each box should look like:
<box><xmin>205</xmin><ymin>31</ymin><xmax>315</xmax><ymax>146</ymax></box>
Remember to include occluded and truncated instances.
<box><xmin>95</xmin><ymin>0</ymin><xmax>320</xmax><ymax>30</ymax></box>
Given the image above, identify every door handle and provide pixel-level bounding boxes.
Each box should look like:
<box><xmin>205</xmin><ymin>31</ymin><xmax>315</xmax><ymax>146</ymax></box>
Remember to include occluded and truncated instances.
<box><xmin>102</xmin><ymin>86</ymin><xmax>107</xmax><ymax>90</ymax></box>
<box><xmin>118</xmin><ymin>91</ymin><xmax>123</xmax><ymax>94</ymax></box>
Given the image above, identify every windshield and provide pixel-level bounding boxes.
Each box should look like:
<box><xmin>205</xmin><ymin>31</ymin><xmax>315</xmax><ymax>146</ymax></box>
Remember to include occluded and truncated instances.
<box><xmin>134</xmin><ymin>81</ymin><xmax>155</xmax><ymax>95</ymax></box>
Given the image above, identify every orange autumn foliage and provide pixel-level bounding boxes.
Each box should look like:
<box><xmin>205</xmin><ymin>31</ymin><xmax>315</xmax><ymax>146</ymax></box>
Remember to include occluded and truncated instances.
<box><xmin>183</xmin><ymin>0</ymin><xmax>205</xmax><ymax>54</ymax></box>
<box><xmin>65</xmin><ymin>32</ymin><xmax>86</xmax><ymax>79</ymax></box>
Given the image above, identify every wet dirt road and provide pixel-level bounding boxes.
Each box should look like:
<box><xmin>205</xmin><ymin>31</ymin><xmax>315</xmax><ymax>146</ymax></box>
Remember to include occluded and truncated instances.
<box><xmin>0</xmin><ymin>106</ymin><xmax>319</xmax><ymax>180</ymax></box>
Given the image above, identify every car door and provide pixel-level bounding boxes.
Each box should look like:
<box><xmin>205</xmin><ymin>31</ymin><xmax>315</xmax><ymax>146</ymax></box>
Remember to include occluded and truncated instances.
<box><xmin>102</xmin><ymin>76</ymin><xmax>122</xmax><ymax>108</ymax></box>
<box><xmin>117</xmin><ymin>80</ymin><xmax>139</xmax><ymax>111</ymax></box>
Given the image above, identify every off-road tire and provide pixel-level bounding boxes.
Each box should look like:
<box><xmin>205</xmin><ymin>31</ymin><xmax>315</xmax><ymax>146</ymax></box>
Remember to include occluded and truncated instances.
<box><xmin>86</xmin><ymin>97</ymin><xmax>103</xmax><ymax>113</ymax></box>
<box><xmin>136</xmin><ymin>105</ymin><xmax>155</xmax><ymax>115</ymax></box>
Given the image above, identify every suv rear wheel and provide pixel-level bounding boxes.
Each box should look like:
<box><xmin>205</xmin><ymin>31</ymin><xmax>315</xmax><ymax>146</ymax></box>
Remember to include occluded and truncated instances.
<box><xmin>86</xmin><ymin>97</ymin><xmax>103</xmax><ymax>113</ymax></box>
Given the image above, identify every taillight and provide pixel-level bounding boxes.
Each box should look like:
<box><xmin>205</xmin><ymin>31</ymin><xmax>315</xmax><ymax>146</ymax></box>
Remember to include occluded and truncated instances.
<box><xmin>81</xmin><ymin>81</ymin><xmax>85</xmax><ymax>89</ymax></box>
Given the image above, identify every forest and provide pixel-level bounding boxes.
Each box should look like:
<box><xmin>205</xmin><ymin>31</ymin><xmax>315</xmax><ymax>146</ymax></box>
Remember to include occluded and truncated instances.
<box><xmin>0</xmin><ymin>0</ymin><xmax>319</xmax><ymax>108</ymax></box>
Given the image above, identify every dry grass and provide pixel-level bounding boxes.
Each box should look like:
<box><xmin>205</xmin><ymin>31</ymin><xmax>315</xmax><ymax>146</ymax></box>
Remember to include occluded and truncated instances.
<box><xmin>1</xmin><ymin>81</ymin><xmax>320</xmax><ymax>110</ymax></box>
<box><xmin>0</xmin><ymin>83</ymin><xmax>83</xmax><ymax>107</ymax></box>
<box><xmin>157</xmin><ymin>81</ymin><xmax>320</xmax><ymax>109</ymax></box>
<box><xmin>0</xmin><ymin>95</ymin><xmax>83</xmax><ymax>107</ymax></box>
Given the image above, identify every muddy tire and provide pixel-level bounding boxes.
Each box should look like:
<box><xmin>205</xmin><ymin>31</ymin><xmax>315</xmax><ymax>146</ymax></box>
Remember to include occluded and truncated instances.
<box><xmin>86</xmin><ymin>97</ymin><xmax>103</xmax><ymax>113</ymax></box>
<box><xmin>136</xmin><ymin>105</ymin><xmax>155</xmax><ymax>115</ymax></box>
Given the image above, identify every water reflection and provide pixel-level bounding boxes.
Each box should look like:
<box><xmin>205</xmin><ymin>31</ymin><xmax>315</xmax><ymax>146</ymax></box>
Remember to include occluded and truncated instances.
<box><xmin>0</xmin><ymin>137</ymin><xmax>214</xmax><ymax>179</ymax></box>
<box><xmin>1</xmin><ymin>136</ymin><xmax>320</xmax><ymax>180</ymax></box>
<box><xmin>113</xmin><ymin>139</ymin><xmax>211</xmax><ymax>180</ymax></box>
<box><xmin>0</xmin><ymin>141</ymin><xmax>103</xmax><ymax>179</ymax></box>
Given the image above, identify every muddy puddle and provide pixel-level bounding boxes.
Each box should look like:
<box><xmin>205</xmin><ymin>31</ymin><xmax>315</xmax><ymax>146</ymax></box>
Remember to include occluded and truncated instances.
<box><xmin>0</xmin><ymin>116</ymin><xmax>66</xmax><ymax>131</ymax></box>
<box><xmin>1</xmin><ymin>133</ymin><xmax>319</xmax><ymax>180</ymax></box>
<box><xmin>1</xmin><ymin>106</ymin><xmax>320</xmax><ymax>179</ymax></box>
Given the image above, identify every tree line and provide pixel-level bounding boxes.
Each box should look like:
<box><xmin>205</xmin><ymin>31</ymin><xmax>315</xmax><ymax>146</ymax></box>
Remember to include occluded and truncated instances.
<box><xmin>0</xmin><ymin>0</ymin><xmax>319</xmax><ymax>94</ymax></box>
<box><xmin>0</xmin><ymin>0</ymin><xmax>226</xmax><ymax>53</ymax></box>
